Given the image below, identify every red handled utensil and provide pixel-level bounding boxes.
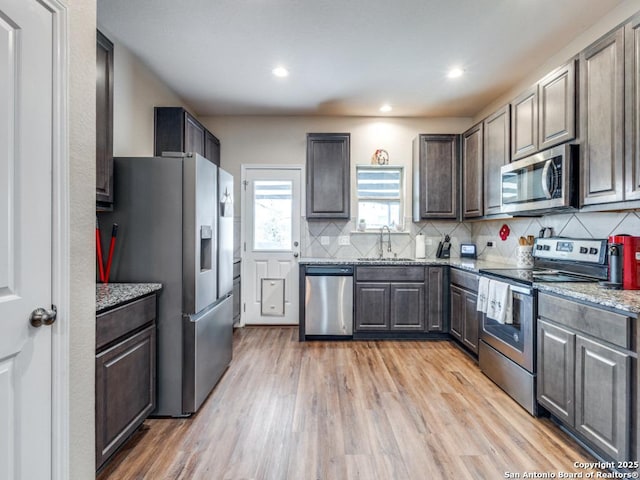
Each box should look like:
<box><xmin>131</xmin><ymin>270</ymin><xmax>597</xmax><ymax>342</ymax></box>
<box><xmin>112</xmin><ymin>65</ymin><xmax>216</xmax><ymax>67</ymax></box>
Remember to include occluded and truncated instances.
<box><xmin>104</xmin><ymin>223</ymin><xmax>118</xmax><ymax>284</ymax></box>
<box><xmin>96</xmin><ymin>217</ymin><xmax>105</xmax><ymax>283</ymax></box>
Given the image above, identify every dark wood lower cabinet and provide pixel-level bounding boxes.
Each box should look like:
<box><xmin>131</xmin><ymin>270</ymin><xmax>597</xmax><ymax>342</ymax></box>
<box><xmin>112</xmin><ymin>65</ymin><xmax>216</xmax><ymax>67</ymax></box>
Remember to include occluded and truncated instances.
<box><xmin>450</xmin><ymin>285</ymin><xmax>464</xmax><ymax>341</ymax></box>
<box><xmin>426</xmin><ymin>267</ymin><xmax>446</xmax><ymax>332</ymax></box>
<box><xmin>390</xmin><ymin>283</ymin><xmax>425</xmax><ymax>331</ymax></box>
<box><xmin>537</xmin><ymin>319</ymin><xmax>576</xmax><ymax>425</ymax></box>
<box><xmin>449</xmin><ymin>280</ymin><xmax>480</xmax><ymax>354</ymax></box>
<box><xmin>462</xmin><ymin>291</ymin><xmax>479</xmax><ymax>353</ymax></box>
<box><xmin>575</xmin><ymin>335</ymin><xmax>630</xmax><ymax>460</ymax></box>
<box><xmin>96</xmin><ymin>294</ymin><xmax>157</xmax><ymax>470</ymax></box>
<box><xmin>537</xmin><ymin>293</ymin><xmax>633</xmax><ymax>462</ymax></box>
<box><xmin>355</xmin><ymin>283</ymin><xmax>390</xmax><ymax>331</ymax></box>
<box><xmin>353</xmin><ymin>266</ymin><xmax>446</xmax><ymax>334</ymax></box>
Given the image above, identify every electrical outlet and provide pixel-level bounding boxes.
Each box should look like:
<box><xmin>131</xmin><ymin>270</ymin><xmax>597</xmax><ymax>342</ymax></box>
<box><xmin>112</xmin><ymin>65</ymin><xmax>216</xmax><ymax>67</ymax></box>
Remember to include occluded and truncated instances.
<box><xmin>486</xmin><ymin>241</ymin><xmax>495</xmax><ymax>248</ymax></box>
<box><xmin>338</xmin><ymin>235</ymin><xmax>350</xmax><ymax>246</ymax></box>
<box><xmin>320</xmin><ymin>236</ymin><xmax>330</xmax><ymax>246</ymax></box>
<box><xmin>425</xmin><ymin>237</ymin><xmax>434</xmax><ymax>246</ymax></box>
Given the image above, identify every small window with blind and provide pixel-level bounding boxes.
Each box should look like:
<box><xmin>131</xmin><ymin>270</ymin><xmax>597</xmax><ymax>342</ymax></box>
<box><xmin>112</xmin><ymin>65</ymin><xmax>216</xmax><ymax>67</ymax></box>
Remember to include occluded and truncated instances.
<box><xmin>356</xmin><ymin>166</ymin><xmax>404</xmax><ymax>231</ymax></box>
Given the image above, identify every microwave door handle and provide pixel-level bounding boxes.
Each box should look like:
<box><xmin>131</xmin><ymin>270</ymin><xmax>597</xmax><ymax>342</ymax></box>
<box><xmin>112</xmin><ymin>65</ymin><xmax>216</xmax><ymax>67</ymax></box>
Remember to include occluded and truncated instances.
<box><xmin>541</xmin><ymin>160</ymin><xmax>553</xmax><ymax>199</ymax></box>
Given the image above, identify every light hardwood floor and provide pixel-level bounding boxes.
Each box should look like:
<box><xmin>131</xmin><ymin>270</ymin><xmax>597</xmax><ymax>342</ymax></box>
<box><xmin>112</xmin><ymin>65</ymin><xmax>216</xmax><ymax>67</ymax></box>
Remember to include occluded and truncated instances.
<box><xmin>97</xmin><ymin>327</ymin><xmax>598</xmax><ymax>480</ymax></box>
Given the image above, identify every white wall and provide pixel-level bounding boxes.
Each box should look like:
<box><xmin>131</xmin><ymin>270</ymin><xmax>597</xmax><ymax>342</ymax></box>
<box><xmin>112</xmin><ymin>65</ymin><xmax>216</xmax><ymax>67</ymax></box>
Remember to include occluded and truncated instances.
<box><xmin>97</xmin><ymin>27</ymin><xmax>193</xmax><ymax>156</ymax></box>
<box><xmin>201</xmin><ymin>115</ymin><xmax>473</xmax><ymax>209</ymax></box>
<box><xmin>474</xmin><ymin>0</ymin><xmax>640</xmax><ymax>122</ymax></box>
<box><xmin>68</xmin><ymin>0</ymin><xmax>98</xmax><ymax>477</ymax></box>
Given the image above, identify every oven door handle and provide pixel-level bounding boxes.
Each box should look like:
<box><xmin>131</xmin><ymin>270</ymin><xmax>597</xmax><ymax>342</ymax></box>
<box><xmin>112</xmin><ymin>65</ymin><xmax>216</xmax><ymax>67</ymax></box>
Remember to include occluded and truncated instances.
<box><xmin>510</xmin><ymin>285</ymin><xmax>532</xmax><ymax>296</ymax></box>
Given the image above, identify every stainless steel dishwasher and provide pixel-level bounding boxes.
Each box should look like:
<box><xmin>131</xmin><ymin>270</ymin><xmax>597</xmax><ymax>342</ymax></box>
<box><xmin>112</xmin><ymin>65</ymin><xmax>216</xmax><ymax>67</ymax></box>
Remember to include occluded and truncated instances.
<box><xmin>304</xmin><ymin>265</ymin><xmax>353</xmax><ymax>337</ymax></box>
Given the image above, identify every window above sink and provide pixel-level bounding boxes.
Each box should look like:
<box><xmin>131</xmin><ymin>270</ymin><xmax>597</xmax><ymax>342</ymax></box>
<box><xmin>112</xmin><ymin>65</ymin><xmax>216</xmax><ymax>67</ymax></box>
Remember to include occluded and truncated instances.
<box><xmin>356</xmin><ymin>165</ymin><xmax>404</xmax><ymax>231</ymax></box>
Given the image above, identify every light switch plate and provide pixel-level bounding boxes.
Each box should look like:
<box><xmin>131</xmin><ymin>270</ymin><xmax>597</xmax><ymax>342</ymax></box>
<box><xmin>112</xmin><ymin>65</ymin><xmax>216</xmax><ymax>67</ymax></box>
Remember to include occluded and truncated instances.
<box><xmin>338</xmin><ymin>235</ymin><xmax>350</xmax><ymax>246</ymax></box>
<box><xmin>320</xmin><ymin>236</ymin><xmax>330</xmax><ymax>246</ymax></box>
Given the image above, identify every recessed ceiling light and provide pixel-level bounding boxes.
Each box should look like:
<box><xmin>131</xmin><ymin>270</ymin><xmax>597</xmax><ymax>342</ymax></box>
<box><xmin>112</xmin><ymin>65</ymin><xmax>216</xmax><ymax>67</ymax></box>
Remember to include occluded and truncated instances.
<box><xmin>380</xmin><ymin>104</ymin><xmax>392</xmax><ymax>113</ymax></box>
<box><xmin>272</xmin><ymin>66</ymin><xmax>289</xmax><ymax>78</ymax></box>
<box><xmin>447</xmin><ymin>67</ymin><xmax>464</xmax><ymax>79</ymax></box>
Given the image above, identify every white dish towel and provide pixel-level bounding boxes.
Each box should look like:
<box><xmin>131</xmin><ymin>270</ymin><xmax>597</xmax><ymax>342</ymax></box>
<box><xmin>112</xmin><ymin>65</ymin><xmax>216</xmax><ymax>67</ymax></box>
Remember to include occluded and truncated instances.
<box><xmin>477</xmin><ymin>276</ymin><xmax>489</xmax><ymax>313</ymax></box>
<box><xmin>486</xmin><ymin>280</ymin><xmax>513</xmax><ymax>325</ymax></box>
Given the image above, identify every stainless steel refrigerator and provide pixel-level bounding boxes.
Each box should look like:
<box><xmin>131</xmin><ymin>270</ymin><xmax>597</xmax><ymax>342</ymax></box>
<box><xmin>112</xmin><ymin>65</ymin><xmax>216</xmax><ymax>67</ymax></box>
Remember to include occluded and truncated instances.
<box><xmin>102</xmin><ymin>153</ymin><xmax>234</xmax><ymax>416</ymax></box>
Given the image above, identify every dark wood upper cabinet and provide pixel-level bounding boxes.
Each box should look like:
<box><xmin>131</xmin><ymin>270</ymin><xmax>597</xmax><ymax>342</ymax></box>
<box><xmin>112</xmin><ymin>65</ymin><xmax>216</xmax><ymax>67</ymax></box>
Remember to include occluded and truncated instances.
<box><xmin>483</xmin><ymin>105</ymin><xmax>510</xmax><ymax>216</ymax></box>
<box><xmin>580</xmin><ymin>27</ymin><xmax>625</xmax><ymax>206</ymax></box>
<box><xmin>96</xmin><ymin>30</ymin><xmax>114</xmax><ymax>210</ymax></box>
<box><xmin>306</xmin><ymin>133</ymin><xmax>350</xmax><ymax>219</ymax></box>
<box><xmin>539</xmin><ymin>60</ymin><xmax>576</xmax><ymax>151</ymax></box>
<box><xmin>509</xmin><ymin>60</ymin><xmax>576</xmax><ymax>163</ymax></box>
<box><xmin>412</xmin><ymin>134</ymin><xmax>459</xmax><ymax>220</ymax></box>
<box><xmin>511</xmin><ymin>85</ymin><xmax>539</xmax><ymax>161</ymax></box>
<box><xmin>462</xmin><ymin>123</ymin><xmax>483</xmax><ymax>219</ymax></box>
<box><xmin>625</xmin><ymin>14</ymin><xmax>640</xmax><ymax>201</ymax></box>
<box><xmin>205</xmin><ymin>130</ymin><xmax>221</xmax><ymax>167</ymax></box>
<box><xmin>154</xmin><ymin>107</ymin><xmax>220</xmax><ymax>166</ymax></box>
<box><xmin>184</xmin><ymin>113</ymin><xmax>205</xmax><ymax>157</ymax></box>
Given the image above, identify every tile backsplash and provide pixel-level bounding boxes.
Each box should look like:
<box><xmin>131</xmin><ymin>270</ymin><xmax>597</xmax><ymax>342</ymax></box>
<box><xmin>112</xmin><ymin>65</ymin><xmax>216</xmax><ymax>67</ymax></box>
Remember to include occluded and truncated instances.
<box><xmin>473</xmin><ymin>211</ymin><xmax>640</xmax><ymax>264</ymax></box>
<box><xmin>301</xmin><ymin>217</ymin><xmax>472</xmax><ymax>260</ymax></box>
<box><xmin>234</xmin><ymin>211</ymin><xmax>640</xmax><ymax>266</ymax></box>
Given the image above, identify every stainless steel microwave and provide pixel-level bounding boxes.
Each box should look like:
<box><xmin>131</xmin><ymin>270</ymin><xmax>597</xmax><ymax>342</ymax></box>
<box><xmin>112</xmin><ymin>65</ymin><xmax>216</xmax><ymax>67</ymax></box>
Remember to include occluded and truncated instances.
<box><xmin>501</xmin><ymin>144</ymin><xmax>578</xmax><ymax>215</ymax></box>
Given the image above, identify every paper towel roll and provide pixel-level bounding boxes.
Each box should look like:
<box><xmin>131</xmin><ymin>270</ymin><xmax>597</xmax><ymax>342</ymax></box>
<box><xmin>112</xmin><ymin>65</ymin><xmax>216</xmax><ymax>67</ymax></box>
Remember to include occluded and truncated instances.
<box><xmin>415</xmin><ymin>233</ymin><xmax>426</xmax><ymax>258</ymax></box>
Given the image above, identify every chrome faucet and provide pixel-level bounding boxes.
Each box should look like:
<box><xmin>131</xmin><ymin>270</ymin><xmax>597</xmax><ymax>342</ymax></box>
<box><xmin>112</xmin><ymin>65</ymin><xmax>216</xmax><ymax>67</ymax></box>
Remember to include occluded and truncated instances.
<box><xmin>379</xmin><ymin>226</ymin><xmax>392</xmax><ymax>258</ymax></box>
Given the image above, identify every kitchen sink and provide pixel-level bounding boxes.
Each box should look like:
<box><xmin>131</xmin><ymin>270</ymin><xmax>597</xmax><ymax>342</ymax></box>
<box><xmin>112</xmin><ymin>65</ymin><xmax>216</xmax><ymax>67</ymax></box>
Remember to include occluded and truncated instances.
<box><xmin>357</xmin><ymin>257</ymin><xmax>415</xmax><ymax>262</ymax></box>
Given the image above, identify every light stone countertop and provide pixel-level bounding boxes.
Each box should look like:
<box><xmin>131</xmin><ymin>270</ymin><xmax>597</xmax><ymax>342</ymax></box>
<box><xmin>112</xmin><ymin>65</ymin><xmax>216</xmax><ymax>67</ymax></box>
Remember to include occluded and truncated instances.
<box><xmin>96</xmin><ymin>283</ymin><xmax>163</xmax><ymax>313</ymax></box>
<box><xmin>298</xmin><ymin>257</ymin><xmax>510</xmax><ymax>272</ymax></box>
<box><xmin>535</xmin><ymin>282</ymin><xmax>640</xmax><ymax>315</ymax></box>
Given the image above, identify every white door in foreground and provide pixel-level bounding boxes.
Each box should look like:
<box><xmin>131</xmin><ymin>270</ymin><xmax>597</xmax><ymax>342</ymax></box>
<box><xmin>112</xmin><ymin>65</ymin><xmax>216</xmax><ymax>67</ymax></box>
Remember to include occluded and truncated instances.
<box><xmin>0</xmin><ymin>1</ymin><xmax>55</xmax><ymax>478</ymax></box>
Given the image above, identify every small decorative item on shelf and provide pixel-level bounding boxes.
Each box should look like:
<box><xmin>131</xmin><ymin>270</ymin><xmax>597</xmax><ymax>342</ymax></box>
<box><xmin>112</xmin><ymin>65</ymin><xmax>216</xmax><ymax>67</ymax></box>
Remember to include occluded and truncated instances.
<box><xmin>371</xmin><ymin>149</ymin><xmax>389</xmax><ymax>165</ymax></box>
<box><xmin>358</xmin><ymin>219</ymin><xmax>367</xmax><ymax>232</ymax></box>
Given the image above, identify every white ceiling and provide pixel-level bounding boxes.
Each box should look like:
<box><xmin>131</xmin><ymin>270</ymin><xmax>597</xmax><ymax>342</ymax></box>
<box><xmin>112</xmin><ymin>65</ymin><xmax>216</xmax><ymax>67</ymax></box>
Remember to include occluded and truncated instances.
<box><xmin>98</xmin><ymin>0</ymin><xmax>625</xmax><ymax>117</ymax></box>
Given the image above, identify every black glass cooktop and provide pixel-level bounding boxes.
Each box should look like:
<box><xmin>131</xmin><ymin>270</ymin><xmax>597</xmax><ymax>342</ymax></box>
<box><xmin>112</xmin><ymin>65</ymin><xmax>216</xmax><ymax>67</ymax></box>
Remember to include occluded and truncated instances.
<box><xmin>480</xmin><ymin>268</ymin><xmax>598</xmax><ymax>285</ymax></box>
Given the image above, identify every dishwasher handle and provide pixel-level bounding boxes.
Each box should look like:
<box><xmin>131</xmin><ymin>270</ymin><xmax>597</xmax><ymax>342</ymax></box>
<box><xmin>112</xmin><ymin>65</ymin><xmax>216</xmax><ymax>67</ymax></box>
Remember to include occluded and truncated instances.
<box><xmin>305</xmin><ymin>265</ymin><xmax>354</xmax><ymax>276</ymax></box>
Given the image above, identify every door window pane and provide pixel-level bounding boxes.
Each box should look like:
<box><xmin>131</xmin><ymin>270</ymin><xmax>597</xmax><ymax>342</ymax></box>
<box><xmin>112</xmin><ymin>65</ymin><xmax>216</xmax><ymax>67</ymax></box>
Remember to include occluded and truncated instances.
<box><xmin>253</xmin><ymin>180</ymin><xmax>293</xmax><ymax>250</ymax></box>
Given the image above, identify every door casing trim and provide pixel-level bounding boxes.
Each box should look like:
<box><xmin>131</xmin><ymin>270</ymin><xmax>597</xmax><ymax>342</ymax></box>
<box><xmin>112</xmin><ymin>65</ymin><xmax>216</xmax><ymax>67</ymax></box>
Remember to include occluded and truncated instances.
<box><xmin>43</xmin><ymin>0</ymin><xmax>71</xmax><ymax>478</ymax></box>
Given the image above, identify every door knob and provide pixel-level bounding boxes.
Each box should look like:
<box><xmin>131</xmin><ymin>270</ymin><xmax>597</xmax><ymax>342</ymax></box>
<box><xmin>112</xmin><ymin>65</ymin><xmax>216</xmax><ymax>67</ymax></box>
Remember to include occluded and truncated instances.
<box><xmin>293</xmin><ymin>252</ymin><xmax>299</xmax><ymax>258</ymax></box>
<box><xmin>29</xmin><ymin>305</ymin><xmax>57</xmax><ymax>328</ymax></box>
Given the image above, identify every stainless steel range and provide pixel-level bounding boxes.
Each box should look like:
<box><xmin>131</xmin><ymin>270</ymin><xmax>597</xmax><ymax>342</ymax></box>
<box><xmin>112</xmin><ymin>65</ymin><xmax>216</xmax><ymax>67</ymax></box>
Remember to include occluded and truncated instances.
<box><xmin>478</xmin><ymin>237</ymin><xmax>608</xmax><ymax>416</ymax></box>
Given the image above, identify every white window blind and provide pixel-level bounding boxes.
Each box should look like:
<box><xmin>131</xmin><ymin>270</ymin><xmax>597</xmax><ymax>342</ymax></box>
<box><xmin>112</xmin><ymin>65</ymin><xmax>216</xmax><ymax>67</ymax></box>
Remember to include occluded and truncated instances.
<box><xmin>356</xmin><ymin>166</ymin><xmax>404</xmax><ymax>230</ymax></box>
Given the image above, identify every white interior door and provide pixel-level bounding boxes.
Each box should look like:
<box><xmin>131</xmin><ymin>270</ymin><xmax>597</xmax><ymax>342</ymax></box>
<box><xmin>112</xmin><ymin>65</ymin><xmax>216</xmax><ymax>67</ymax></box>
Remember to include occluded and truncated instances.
<box><xmin>0</xmin><ymin>1</ymin><xmax>54</xmax><ymax>479</ymax></box>
<box><xmin>242</xmin><ymin>167</ymin><xmax>302</xmax><ymax>325</ymax></box>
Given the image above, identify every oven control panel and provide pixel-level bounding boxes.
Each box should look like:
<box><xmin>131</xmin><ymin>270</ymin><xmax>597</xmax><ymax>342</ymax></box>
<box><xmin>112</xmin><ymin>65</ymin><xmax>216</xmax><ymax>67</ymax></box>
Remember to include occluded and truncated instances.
<box><xmin>532</xmin><ymin>238</ymin><xmax>607</xmax><ymax>264</ymax></box>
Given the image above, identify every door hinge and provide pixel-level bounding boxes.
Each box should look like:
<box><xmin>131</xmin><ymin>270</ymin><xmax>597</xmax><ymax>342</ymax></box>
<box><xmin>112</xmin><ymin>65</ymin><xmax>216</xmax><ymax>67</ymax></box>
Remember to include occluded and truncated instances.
<box><xmin>243</xmin><ymin>303</ymin><xmax>246</xmax><ymax>313</ymax></box>
<box><xmin>242</xmin><ymin>180</ymin><xmax>249</xmax><ymax>190</ymax></box>
<box><xmin>243</xmin><ymin>242</ymin><xmax>246</xmax><ymax>252</ymax></box>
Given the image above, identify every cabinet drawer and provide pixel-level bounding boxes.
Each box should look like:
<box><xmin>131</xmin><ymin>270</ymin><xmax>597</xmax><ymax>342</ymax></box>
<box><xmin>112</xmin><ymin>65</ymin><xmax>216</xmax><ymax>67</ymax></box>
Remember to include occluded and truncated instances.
<box><xmin>96</xmin><ymin>295</ymin><xmax>156</xmax><ymax>350</ymax></box>
<box><xmin>538</xmin><ymin>293</ymin><xmax>631</xmax><ymax>349</ymax></box>
<box><xmin>450</xmin><ymin>268</ymin><xmax>479</xmax><ymax>292</ymax></box>
<box><xmin>356</xmin><ymin>266</ymin><xmax>424</xmax><ymax>282</ymax></box>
